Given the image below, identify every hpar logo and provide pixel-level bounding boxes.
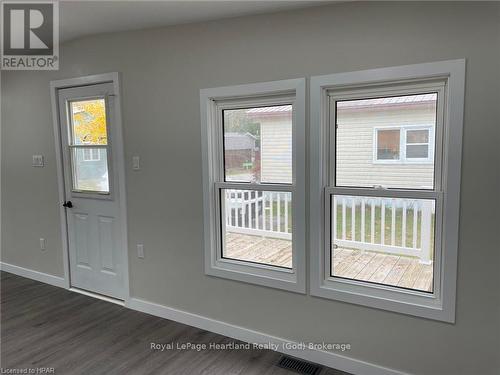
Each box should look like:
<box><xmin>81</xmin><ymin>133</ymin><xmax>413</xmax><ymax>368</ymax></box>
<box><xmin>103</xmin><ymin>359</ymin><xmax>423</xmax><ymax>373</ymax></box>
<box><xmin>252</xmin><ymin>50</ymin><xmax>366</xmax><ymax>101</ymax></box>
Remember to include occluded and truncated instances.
<box><xmin>1</xmin><ymin>1</ymin><xmax>59</xmax><ymax>70</ymax></box>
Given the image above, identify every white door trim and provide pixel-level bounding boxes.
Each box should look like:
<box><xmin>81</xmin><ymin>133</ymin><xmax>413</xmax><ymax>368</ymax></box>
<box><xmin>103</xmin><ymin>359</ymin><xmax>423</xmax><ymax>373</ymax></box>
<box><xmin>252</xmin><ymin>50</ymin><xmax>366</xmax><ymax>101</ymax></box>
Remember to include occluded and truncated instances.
<box><xmin>50</xmin><ymin>72</ymin><xmax>130</xmax><ymax>304</ymax></box>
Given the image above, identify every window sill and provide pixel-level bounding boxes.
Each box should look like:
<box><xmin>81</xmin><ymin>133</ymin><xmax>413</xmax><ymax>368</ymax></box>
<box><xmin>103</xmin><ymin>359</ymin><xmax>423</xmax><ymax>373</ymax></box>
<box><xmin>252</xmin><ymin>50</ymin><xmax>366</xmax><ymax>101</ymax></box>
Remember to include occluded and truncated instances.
<box><xmin>310</xmin><ymin>277</ymin><xmax>454</xmax><ymax>323</ymax></box>
<box><xmin>206</xmin><ymin>259</ymin><xmax>305</xmax><ymax>293</ymax></box>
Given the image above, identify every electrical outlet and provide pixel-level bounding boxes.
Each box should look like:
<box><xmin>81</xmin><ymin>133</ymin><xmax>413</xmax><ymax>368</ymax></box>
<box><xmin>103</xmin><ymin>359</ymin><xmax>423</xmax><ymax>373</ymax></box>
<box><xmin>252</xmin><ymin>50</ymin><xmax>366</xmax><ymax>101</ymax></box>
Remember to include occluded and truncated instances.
<box><xmin>39</xmin><ymin>238</ymin><xmax>46</xmax><ymax>251</ymax></box>
<box><xmin>32</xmin><ymin>155</ymin><xmax>44</xmax><ymax>167</ymax></box>
<box><xmin>137</xmin><ymin>244</ymin><xmax>144</xmax><ymax>259</ymax></box>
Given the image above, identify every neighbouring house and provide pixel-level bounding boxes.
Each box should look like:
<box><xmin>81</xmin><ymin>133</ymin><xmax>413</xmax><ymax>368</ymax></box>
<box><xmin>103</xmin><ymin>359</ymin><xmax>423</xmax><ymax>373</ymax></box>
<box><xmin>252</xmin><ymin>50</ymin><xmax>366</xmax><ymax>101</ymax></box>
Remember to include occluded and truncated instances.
<box><xmin>336</xmin><ymin>93</ymin><xmax>437</xmax><ymax>189</ymax></box>
<box><xmin>246</xmin><ymin>105</ymin><xmax>293</xmax><ymax>184</ymax></box>
<box><xmin>226</xmin><ymin>98</ymin><xmax>437</xmax><ymax>266</ymax></box>
<box><xmin>242</xmin><ymin>95</ymin><xmax>436</xmax><ymax>188</ymax></box>
<box><xmin>224</xmin><ymin>132</ymin><xmax>258</xmax><ymax>173</ymax></box>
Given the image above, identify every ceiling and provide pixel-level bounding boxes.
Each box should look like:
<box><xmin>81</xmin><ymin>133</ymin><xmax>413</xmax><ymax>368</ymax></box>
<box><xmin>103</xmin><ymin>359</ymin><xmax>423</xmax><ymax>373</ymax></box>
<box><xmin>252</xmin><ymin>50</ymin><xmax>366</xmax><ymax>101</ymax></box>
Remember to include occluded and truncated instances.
<box><xmin>59</xmin><ymin>1</ymin><xmax>334</xmax><ymax>42</ymax></box>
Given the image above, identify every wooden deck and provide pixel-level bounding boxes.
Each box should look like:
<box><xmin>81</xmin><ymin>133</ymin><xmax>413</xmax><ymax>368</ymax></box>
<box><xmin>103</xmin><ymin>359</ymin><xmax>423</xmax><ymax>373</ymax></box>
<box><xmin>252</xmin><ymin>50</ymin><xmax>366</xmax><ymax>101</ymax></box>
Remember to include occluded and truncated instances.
<box><xmin>225</xmin><ymin>233</ymin><xmax>433</xmax><ymax>292</ymax></box>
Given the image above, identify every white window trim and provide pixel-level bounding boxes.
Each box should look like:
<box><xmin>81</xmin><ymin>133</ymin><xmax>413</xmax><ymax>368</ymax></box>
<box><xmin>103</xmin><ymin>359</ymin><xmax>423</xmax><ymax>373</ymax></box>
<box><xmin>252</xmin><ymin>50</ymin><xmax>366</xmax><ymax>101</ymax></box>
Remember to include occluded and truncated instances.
<box><xmin>310</xmin><ymin>60</ymin><xmax>465</xmax><ymax>322</ymax></box>
<box><xmin>373</xmin><ymin>125</ymin><xmax>434</xmax><ymax>164</ymax></box>
<box><xmin>200</xmin><ymin>79</ymin><xmax>306</xmax><ymax>293</ymax></box>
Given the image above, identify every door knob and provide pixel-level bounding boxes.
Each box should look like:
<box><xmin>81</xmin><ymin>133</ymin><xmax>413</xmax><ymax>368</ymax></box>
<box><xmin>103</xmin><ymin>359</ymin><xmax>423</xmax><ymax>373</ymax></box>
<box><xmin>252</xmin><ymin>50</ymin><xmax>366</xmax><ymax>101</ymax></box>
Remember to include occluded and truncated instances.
<box><xmin>63</xmin><ymin>201</ymin><xmax>73</xmax><ymax>208</ymax></box>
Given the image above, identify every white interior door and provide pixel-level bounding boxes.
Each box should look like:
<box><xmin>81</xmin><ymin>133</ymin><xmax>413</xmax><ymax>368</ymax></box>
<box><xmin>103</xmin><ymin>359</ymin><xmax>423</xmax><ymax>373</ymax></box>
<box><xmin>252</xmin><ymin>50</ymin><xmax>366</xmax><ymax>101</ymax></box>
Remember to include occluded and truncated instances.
<box><xmin>57</xmin><ymin>82</ymin><xmax>126</xmax><ymax>299</ymax></box>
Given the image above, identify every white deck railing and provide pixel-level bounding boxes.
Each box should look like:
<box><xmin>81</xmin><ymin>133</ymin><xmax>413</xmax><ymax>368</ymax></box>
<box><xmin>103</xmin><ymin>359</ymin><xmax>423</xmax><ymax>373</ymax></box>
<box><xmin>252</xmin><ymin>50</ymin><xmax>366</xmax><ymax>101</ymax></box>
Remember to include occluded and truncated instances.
<box><xmin>225</xmin><ymin>190</ymin><xmax>292</xmax><ymax>240</ymax></box>
<box><xmin>225</xmin><ymin>190</ymin><xmax>433</xmax><ymax>264</ymax></box>
<box><xmin>333</xmin><ymin>196</ymin><xmax>434</xmax><ymax>264</ymax></box>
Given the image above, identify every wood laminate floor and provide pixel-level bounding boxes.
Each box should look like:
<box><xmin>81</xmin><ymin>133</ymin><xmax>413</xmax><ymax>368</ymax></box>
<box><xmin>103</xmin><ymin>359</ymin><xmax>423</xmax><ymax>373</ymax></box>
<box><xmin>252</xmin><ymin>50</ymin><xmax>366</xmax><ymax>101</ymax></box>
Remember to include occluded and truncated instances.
<box><xmin>1</xmin><ymin>272</ymin><xmax>350</xmax><ymax>375</ymax></box>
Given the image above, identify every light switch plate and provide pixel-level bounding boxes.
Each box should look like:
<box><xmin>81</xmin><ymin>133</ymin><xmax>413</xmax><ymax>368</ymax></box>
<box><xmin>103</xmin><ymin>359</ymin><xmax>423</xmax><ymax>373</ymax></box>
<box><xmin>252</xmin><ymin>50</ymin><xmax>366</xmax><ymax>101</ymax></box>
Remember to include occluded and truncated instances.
<box><xmin>132</xmin><ymin>156</ymin><xmax>140</xmax><ymax>170</ymax></box>
<box><xmin>137</xmin><ymin>244</ymin><xmax>144</xmax><ymax>259</ymax></box>
<box><xmin>32</xmin><ymin>155</ymin><xmax>44</xmax><ymax>167</ymax></box>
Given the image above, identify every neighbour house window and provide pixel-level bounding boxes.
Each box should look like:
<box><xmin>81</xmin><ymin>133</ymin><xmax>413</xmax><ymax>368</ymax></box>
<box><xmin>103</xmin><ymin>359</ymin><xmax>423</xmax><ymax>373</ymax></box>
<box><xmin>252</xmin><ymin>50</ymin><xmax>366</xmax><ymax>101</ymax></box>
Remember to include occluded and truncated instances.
<box><xmin>405</xmin><ymin>128</ymin><xmax>431</xmax><ymax>159</ymax></box>
<box><xmin>310</xmin><ymin>60</ymin><xmax>465</xmax><ymax>322</ymax></box>
<box><xmin>376</xmin><ymin>128</ymin><xmax>400</xmax><ymax>160</ymax></box>
<box><xmin>201</xmin><ymin>79</ymin><xmax>305</xmax><ymax>292</ymax></box>
<box><xmin>373</xmin><ymin>125</ymin><xmax>434</xmax><ymax>163</ymax></box>
<box><xmin>82</xmin><ymin>148</ymin><xmax>101</xmax><ymax>161</ymax></box>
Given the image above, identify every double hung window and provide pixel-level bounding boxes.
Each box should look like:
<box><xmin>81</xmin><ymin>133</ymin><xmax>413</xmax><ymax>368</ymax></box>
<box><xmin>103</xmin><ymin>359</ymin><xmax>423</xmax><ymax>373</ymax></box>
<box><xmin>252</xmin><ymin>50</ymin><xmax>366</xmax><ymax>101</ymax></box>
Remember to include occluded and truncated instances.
<box><xmin>201</xmin><ymin>79</ymin><xmax>306</xmax><ymax>292</ymax></box>
<box><xmin>310</xmin><ymin>60</ymin><xmax>465</xmax><ymax>322</ymax></box>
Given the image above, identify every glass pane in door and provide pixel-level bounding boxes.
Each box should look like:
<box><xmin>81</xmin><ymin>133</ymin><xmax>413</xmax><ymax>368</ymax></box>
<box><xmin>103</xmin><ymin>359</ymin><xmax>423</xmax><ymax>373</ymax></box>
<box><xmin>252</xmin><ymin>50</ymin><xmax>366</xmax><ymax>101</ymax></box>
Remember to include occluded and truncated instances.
<box><xmin>68</xmin><ymin>98</ymin><xmax>110</xmax><ymax>193</ymax></box>
<box><xmin>72</xmin><ymin>148</ymin><xmax>109</xmax><ymax>193</ymax></box>
<box><xmin>70</xmin><ymin>99</ymin><xmax>108</xmax><ymax>145</ymax></box>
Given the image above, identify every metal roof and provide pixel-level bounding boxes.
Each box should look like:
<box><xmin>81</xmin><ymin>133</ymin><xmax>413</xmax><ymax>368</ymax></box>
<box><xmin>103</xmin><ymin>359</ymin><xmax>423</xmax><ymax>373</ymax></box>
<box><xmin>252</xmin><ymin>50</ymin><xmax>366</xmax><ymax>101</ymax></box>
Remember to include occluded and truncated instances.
<box><xmin>246</xmin><ymin>105</ymin><xmax>292</xmax><ymax>114</ymax></box>
<box><xmin>241</xmin><ymin>93</ymin><xmax>437</xmax><ymax>115</ymax></box>
<box><xmin>242</xmin><ymin>94</ymin><xmax>436</xmax><ymax>114</ymax></box>
<box><xmin>337</xmin><ymin>93</ymin><xmax>437</xmax><ymax>108</ymax></box>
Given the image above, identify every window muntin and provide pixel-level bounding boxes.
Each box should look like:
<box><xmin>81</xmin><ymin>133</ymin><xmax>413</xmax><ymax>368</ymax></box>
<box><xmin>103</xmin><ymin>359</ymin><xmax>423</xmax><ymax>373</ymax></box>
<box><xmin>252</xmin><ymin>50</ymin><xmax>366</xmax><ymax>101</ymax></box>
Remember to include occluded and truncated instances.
<box><xmin>331</xmin><ymin>194</ymin><xmax>435</xmax><ymax>293</ymax></box>
<box><xmin>67</xmin><ymin>98</ymin><xmax>110</xmax><ymax>194</ymax></box>
<box><xmin>223</xmin><ymin>106</ymin><xmax>292</xmax><ymax>184</ymax></box>
<box><xmin>221</xmin><ymin>189</ymin><xmax>292</xmax><ymax>269</ymax></box>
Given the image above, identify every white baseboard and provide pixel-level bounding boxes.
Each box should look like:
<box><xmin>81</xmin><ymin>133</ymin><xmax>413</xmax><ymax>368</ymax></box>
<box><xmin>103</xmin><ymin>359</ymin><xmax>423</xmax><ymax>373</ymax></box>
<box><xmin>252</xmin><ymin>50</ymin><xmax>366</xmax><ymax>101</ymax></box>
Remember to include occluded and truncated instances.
<box><xmin>0</xmin><ymin>262</ymin><xmax>66</xmax><ymax>288</ymax></box>
<box><xmin>128</xmin><ymin>297</ymin><xmax>407</xmax><ymax>375</ymax></box>
<box><xmin>0</xmin><ymin>262</ymin><xmax>407</xmax><ymax>375</ymax></box>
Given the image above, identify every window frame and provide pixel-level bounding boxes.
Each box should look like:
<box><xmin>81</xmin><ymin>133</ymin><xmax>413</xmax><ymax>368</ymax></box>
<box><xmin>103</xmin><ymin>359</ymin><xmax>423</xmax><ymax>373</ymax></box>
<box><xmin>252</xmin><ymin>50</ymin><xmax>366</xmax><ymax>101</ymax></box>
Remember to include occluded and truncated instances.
<box><xmin>200</xmin><ymin>79</ymin><xmax>306</xmax><ymax>293</ymax></box>
<box><xmin>310</xmin><ymin>60</ymin><xmax>465</xmax><ymax>322</ymax></box>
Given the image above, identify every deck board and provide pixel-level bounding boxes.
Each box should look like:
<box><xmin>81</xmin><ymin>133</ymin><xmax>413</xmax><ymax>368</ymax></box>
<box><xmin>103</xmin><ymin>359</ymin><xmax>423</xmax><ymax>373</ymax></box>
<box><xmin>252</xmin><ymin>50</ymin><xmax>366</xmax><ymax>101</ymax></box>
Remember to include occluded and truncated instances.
<box><xmin>354</xmin><ymin>253</ymin><xmax>386</xmax><ymax>281</ymax></box>
<box><xmin>225</xmin><ymin>233</ymin><xmax>433</xmax><ymax>292</ymax></box>
<box><xmin>367</xmin><ymin>255</ymin><xmax>399</xmax><ymax>284</ymax></box>
<box><xmin>341</xmin><ymin>251</ymin><xmax>376</xmax><ymax>279</ymax></box>
<box><xmin>398</xmin><ymin>261</ymin><xmax>425</xmax><ymax>289</ymax></box>
<box><xmin>383</xmin><ymin>257</ymin><xmax>411</xmax><ymax>286</ymax></box>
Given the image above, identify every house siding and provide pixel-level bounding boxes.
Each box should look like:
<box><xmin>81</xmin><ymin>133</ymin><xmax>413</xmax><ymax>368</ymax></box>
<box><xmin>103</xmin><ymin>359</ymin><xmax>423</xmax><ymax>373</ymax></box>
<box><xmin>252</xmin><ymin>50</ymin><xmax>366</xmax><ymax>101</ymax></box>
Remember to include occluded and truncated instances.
<box><xmin>260</xmin><ymin>119</ymin><xmax>292</xmax><ymax>184</ymax></box>
<box><xmin>336</xmin><ymin>105</ymin><xmax>436</xmax><ymax>189</ymax></box>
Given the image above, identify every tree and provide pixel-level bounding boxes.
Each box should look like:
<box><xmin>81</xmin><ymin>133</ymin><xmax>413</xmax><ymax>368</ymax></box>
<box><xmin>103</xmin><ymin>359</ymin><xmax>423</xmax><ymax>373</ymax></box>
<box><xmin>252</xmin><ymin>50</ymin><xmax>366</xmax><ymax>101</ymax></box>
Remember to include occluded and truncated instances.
<box><xmin>72</xmin><ymin>99</ymin><xmax>107</xmax><ymax>144</ymax></box>
<box><xmin>223</xmin><ymin>109</ymin><xmax>260</xmax><ymax>137</ymax></box>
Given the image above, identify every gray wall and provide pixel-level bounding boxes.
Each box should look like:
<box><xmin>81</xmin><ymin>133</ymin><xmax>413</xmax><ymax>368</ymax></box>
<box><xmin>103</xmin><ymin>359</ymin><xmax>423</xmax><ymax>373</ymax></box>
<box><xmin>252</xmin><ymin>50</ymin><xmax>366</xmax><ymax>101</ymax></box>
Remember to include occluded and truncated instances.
<box><xmin>2</xmin><ymin>2</ymin><xmax>500</xmax><ymax>374</ymax></box>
